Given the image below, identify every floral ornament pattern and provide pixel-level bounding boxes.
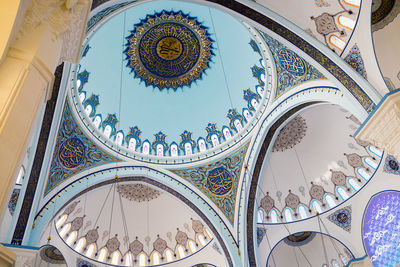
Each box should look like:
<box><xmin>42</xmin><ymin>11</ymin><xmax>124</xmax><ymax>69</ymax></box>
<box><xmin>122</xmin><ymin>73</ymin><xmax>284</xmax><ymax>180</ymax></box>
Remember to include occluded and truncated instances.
<box><xmin>385</xmin><ymin>155</ymin><xmax>400</xmax><ymax>175</ymax></box>
<box><xmin>8</xmin><ymin>189</ymin><xmax>20</xmax><ymax>216</ymax></box>
<box><xmin>170</xmin><ymin>142</ymin><xmax>249</xmax><ymax>225</ymax></box>
<box><xmin>345</xmin><ymin>44</ymin><xmax>367</xmax><ymax>79</ymax></box>
<box><xmin>272</xmin><ymin>116</ymin><xmax>307</xmax><ymax>152</ymax></box>
<box><xmin>327</xmin><ymin>205</ymin><xmax>352</xmax><ymax>232</ymax></box>
<box><xmin>45</xmin><ymin>101</ymin><xmax>120</xmax><ymax>196</ymax></box>
<box><xmin>117</xmin><ymin>184</ymin><xmax>161</xmax><ymax>202</ymax></box>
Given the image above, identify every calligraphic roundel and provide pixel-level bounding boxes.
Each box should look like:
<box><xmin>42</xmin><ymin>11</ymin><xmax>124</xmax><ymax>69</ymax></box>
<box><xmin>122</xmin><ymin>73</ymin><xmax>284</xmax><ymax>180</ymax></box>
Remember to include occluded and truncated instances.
<box><xmin>124</xmin><ymin>10</ymin><xmax>213</xmax><ymax>90</ymax></box>
<box><xmin>58</xmin><ymin>137</ymin><xmax>85</xmax><ymax>169</ymax></box>
<box><xmin>206</xmin><ymin>166</ymin><xmax>233</xmax><ymax>197</ymax></box>
<box><xmin>277</xmin><ymin>48</ymin><xmax>307</xmax><ymax>77</ymax></box>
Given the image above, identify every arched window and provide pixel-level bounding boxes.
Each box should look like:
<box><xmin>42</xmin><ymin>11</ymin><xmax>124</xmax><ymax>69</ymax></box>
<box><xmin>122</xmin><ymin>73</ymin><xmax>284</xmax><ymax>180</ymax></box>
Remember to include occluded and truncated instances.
<box><xmin>368</xmin><ymin>146</ymin><xmax>383</xmax><ymax>158</ymax></box>
<box><xmin>257</xmin><ymin>209</ymin><xmax>264</xmax><ymax>223</ymax></box>
<box><xmin>97</xmin><ymin>247</ymin><xmax>107</xmax><ymax>262</ymax></box>
<box><xmin>156</xmin><ymin>144</ymin><xmax>164</xmax><ymax>157</ymax></box>
<box><xmin>343</xmin><ymin>0</ymin><xmax>360</xmax><ymax>7</ymax></box>
<box><xmin>56</xmin><ymin>214</ymin><xmax>67</xmax><ymax>230</ymax></box>
<box><xmin>76</xmin><ymin>79</ymin><xmax>81</xmax><ymax>89</ymax></box>
<box><xmin>363</xmin><ymin>157</ymin><xmax>378</xmax><ymax>170</ymax></box>
<box><xmin>338</xmin><ymin>15</ymin><xmax>356</xmax><ymax>30</ymax></box>
<box><xmin>111</xmin><ymin>251</ymin><xmax>121</xmax><ymax>265</ymax></box>
<box><xmin>115</xmin><ymin>132</ymin><xmax>124</xmax><ymax>146</ymax></box>
<box><xmin>325</xmin><ymin>194</ymin><xmax>337</xmax><ymax>208</ymax></box>
<box><xmin>79</xmin><ymin>92</ymin><xmax>86</xmax><ymax>102</ymax></box>
<box><xmin>357</xmin><ymin>168</ymin><xmax>371</xmax><ymax>181</ymax></box>
<box><xmin>104</xmin><ymin>125</ymin><xmax>112</xmax><ymax>138</ymax></box>
<box><xmin>124</xmin><ymin>252</ymin><xmax>133</xmax><ymax>266</ymax></box>
<box><xmin>337</xmin><ymin>186</ymin><xmax>349</xmax><ymax>201</ymax></box>
<box><xmin>177</xmin><ymin>245</ymin><xmax>185</xmax><ymax>259</ymax></box>
<box><xmin>93</xmin><ymin>115</ymin><xmax>102</xmax><ymax>129</ymax></box>
<box><xmin>185</xmin><ymin>142</ymin><xmax>192</xmax><ymax>155</ymax></box>
<box><xmin>222</xmin><ymin>128</ymin><xmax>231</xmax><ymax>140</ymax></box>
<box><xmin>59</xmin><ymin>223</ymin><xmax>71</xmax><ymax>238</ymax></box>
<box><xmin>243</xmin><ymin>109</ymin><xmax>252</xmax><ymax>121</ymax></box>
<box><xmin>188</xmin><ymin>239</ymin><xmax>197</xmax><ymax>253</ymax></box>
<box><xmin>311</xmin><ymin>200</ymin><xmax>323</xmax><ymax>214</ymax></box>
<box><xmin>15</xmin><ymin>166</ymin><xmax>25</xmax><ymax>185</ymax></box>
<box><xmin>171</xmin><ymin>143</ymin><xmax>179</xmax><ymax>156</ymax></box>
<box><xmin>298</xmin><ymin>205</ymin><xmax>308</xmax><ymax>219</ymax></box>
<box><xmin>270</xmin><ymin>209</ymin><xmax>279</xmax><ymax>223</ymax></box>
<box><xmin>211</xmin><ymin>134</ymin><xmax>219</xmax><ymax>147</ymax></box>
<box><xmin>142</xmin><ymin>141</ymin><xmax>150</xmax><ymax>155</ymax></box>
<box><xmin>152</xmin><ymin>251</ymin><xmax>161</xmax><ymax>265</ymax></box>
<box><xmin>85</xmin><ymin>244</ymin><xmax>96</xmax><ymax>258</ymax></box>
<box><xmin>75</xmin><ymin>237</ymin><xmax>86</xmax><ymax>253</ymax></box>
<box><xmin>284</xmin><ymin>208</ymin><xmax>293</xmax><ymax>222</ymax></box>
<box><xmin>331</xmin><ymin>259</ymin><xmax>340</xmax><ymax>267</ymax></box>
<box><xmin>204</xmin><ymin>227</ymin><xmax>213</xmax><ymax>240</ymax></box>
<box><xmin>138</xmin><ymin>252</ymin><xmax>147</xmax><ymax>266</ymax></box>
<box><xmin>329</xmin><ymin>35</ymin><xmax>346</xmax><ymax>51</ymax></box>
<box><xmin>234</xmin><ymin>119</ymin><xmax>243</xmax><ymax>132</ymax></box>
<box><xmin>348</xmin><ymin>178</ymin><xmax>361</xmax><ymax>191</ymax></box>
<box><xmin>84</xmin><ymin>104</ymin><xmax>92</xmax><ymax>116</ymax></box>
<box><xmin>128</xmin><ymin>138</ymin><xmax>136</xmax><ymax>151</ymax></box>
<box><xmin>256</xmin><ymin>85</ymin><xmax>264</xmax><ymax>97</ymax></box>
<box><xmin>198</xmin><ymin>139</ymin><xmax>206</xmax><ymax>152</ymax></box>
<box><xmin>340</xmin><ymin>253</ymin><xmax>349</xmax><ymax>265</ymax></box>
<box><xmin>251</xmin><ymin>99</ymin><xmax>259</xmax><ymax>109</ymax></box>
<box><xmin>260</xmin><ymin>73</ymin><xmax>266</xmax><ymax>82</ymax></box>
<box><xmin>66</xmin><ymin>230</ymin><xmax>77</xmax><ymax>246</ymax></box>
<box><xmin>261</xmin><ymin>59</ymin><xmax>265</xmax><ymax>68</ymax></box>
<box><xmin>165</xmin><ymin>248</ymin><xmax>174</xmax><ymax>262</ymax></box>
<box><xmin>197</xmin><ymin>234</ymin><xmax>207</xmax><ymax>247</ymax></box>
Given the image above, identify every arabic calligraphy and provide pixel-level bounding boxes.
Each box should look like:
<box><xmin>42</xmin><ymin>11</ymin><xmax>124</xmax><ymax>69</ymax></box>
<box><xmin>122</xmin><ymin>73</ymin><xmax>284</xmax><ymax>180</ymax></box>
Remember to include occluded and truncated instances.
<box><xmin>58</xmin><ymin>137</ymin><xmax>85</xmax><ymax>169</ymax></box>
<box><xmin>206</xmin><ymin>166</ymin><xmax>233</xmax><ymax>197</ymax></box>
<box><xmin>124</xmin><ymin>11</ymin><xmax>213</xmax><ymax>90</ymax></box>
<box><xmin>277</xmin><ymin>48</ymin><xmax>307</xmax><ymax>76</ymax></box>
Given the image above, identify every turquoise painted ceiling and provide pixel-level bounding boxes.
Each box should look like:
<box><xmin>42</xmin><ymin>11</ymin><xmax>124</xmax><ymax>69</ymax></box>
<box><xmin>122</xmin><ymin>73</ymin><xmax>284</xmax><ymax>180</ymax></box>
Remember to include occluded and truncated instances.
<box><xmin>78</xmin><ymin>0</ymin><xmax>262</xmax><ymax>146</ymax></box>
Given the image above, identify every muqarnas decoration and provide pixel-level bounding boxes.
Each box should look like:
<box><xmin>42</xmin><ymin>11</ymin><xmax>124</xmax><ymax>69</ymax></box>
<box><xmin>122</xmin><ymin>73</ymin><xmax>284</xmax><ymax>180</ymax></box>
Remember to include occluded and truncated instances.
<box><xmin>170</xmin><ymin>142</ymin><xmax>249</xmax><ymax>224</ymax></box>
<box><xmin>272</xmin><ymin>115</ymin><xmax>307</xmax><ymax>152</ymax></box>
<box><xmin>327</xmin><ymin>205</ymin><xmax>352</xmax><ymax>232</ymax></box>
<box><xmin>124</xmin><ymin>10</ymin><xmax>214</xmax><ymax>90</ymax></box>
<box><xmin>345</xmin><ymin>44</ymin><xmax>367</xmax><ymax>79</ymax></box>
<box><xmin>385</xmin><ymin>155</ymin><xmax>400</xmax><ymax>175</ymax></box>
<box><xmin>45</xmin><ymin>101</ymin><xmax>120</xmax><ymax>195</ymax></box>
<box><xmin>363</xmin><ymin>191</ymin><xmax>400</xmax><ymax>266</ymax></box>
<box><xmin>259</xmin><ymin>31</ymin><xmax>325</xmax><ymax>98</ymax></box>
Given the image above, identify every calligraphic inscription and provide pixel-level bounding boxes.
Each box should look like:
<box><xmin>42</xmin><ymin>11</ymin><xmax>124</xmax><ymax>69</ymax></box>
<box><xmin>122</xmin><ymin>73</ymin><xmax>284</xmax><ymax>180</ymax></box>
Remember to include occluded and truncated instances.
<box><xmin>327</xmin><ymin>205</ymin><xmax>352</xmax><ymax>232</ymax></box>
<box><xmin>125</xmin><ymin>11</ymin><xmax>213</xmax><ymax>90</ymax></box>
<box><xmin>277</xmin><ymin>49</ymin><xmax>307</xmax><ymax>76</ymax></box>
<box><xmin>385</xmin><ymin>155</ymin><xmax>400</xmax><ymax>175</ymax></box>
<box><xmin>156</xmin><ymin>37</ymin><xmax>183</xmax><ymax>60</ymax></box>
<box><xmin>206</xmin><ymin>166</ymin><xmax>233</xmax><ymax>197</ymax></box>
<box><xmin>363</xmin><ymin>191</ymin><xmax>400</xmax><ymax>266</ymax></box>
<box><xmin>58</xmin><ymin>137</ymin><xmax>85</xmax><ymax>169</ymax></box>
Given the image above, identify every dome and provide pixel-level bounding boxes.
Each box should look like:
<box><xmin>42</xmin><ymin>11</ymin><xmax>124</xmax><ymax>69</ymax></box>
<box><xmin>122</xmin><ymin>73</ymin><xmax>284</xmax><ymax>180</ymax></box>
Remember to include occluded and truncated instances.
<box><xmin>72</xmin><ymin>0</ymin><xmax>273</xmax><ymax>162</ymax></box>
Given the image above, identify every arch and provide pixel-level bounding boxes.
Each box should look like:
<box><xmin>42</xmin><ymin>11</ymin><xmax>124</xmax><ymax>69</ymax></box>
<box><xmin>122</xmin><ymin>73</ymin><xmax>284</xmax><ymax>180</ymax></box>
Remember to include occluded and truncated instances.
<box><xmin>123</xmin><ymin>252</ymin><xmax>133</xmax><ymax>266</ymax></box>
<box><xmin>198</xmin><ymin>138</ymin><xmax>207</xmax><ymax>152</ymax></box>
<box><xmin>363</xmin><ymin>157</ymin><xmax>378</xmax><ymax>170</ymax></box>
<box><xmin>176</xmin><ymin>244</ymin><xmax>186</xmax><ymax>259</ymax></box>
<box><xmin>338</xmin><ymin>15</ymin><xmax>356</xmax><ymax>30</ymax></box>
<box><xmin>297</xmin><ymin>205</ymin><xmax>308</xmax><ymax>219</ymax></box>
<box><xmin>128</xmin><ymin>138</ymin><xmax>136</xmax><ymax>151</ymax></box>
<box><xmin>343</xmin><ymin>0</ymin><xmax>360</xmax><ymax>7</ymax></box>
<box><xmin>138</xmin><ymin>252</ymin><xmax>147</xmax><ymax>266</ymax></box>
<box><xmin>170</xmin><ymin>143</ymin><xmax>179</xmax><ymax>156</ymax></box>
<box><xmin>337</xmin><ymin>186</ymin><xmax>349</xmax><ymax>200</ymax></box>
<box><xmin>204</xmin><ymin>227</ymin><xmax>213</xmax><ymax>240</ymax></box>
<box><xmin>260</xmin><ymin>73</ymin><xmax>266</xmax><ymax>82</ymax></box>
<box><xmin>188</xmin><ymin>239</ymin><xmax>197</xmax><ymax>253</ymax></box>
<box><xmin>251</xmin><ymin>98</ymin><xmax>259</xmax><ymax>109</ymax></box>
<box><xmin>329</xmin><ymin>35</ymin><xmax>346</xmax><ymax>51</ymax></box>
<box><xmin>283</xmin><ymin>208</ymin><xmax>294</xmax><ymax>222</ymax></box>
<box><xmin>79</xmin><ymin>92</ymin><xmax>86</xmax><ymax>102</ymax></box>
<box><xmin>164</xmin><ymin>248</ymin><xmax>174</xmax><ymax>262</ymax></box>
<box><xmin>348</xmin><ymin>177</ymin><xmax>361</xmax><ymax>191</ymax></box>
<box><xmin>234</xmin><ymin>119</ymin><xmax>243</xmax><ymax>132</ymax></box>
<box><xmin>325</xmin><ymin>194</ymin><xmax>337</xmax><ymax>208</ymax></box>
<box><xmin>211</xmin><ymin>134</ymin><xmax>219</xmax><ymax>147</ymax></box>
<box><xmin>256</xmin><ymin>85</ymin><xmax>264</xmax><ymax>97</ymax></box>
<box><xmin>156</xmin><ymin>143</ymin><xmax>164</xmax><ymax>157</ymax></box>
<box><xmin>368</xmin><ymin>146</ymin><xmax>383</xmax><ymax>158</ymax></box>
<box><xmin>270</xmin><ymin>209</ymin><xmax>279</xmax><ymax>223</ymax></box>
<box><xmin>65</xmin><ymin>230</ymin><xmax>77</xmax><ymax>246</ymax></box>
<box><xmin>357</xmin><ymin>168</ymin><xmax>371</xmax><ymax>181</ymax></box>
<box><xmin>197</xmin><ymin>233</ymin><xmax>207</xmax><ymax>247</ymax></box>
<box><xmin>111</xmin><ymin>250</ymin><xmax>121</xmax><ymax>265</ymax></box>
<box><xmin>257</xmin><ymin>208</ymin><xmax>264</xmax><ymax>223</ymax></box>
<box><xmin>340</xmin><ymin>253</ymin><xmax>349</xmax><ymax>265</ymax></box>
<box><xmin>59</xmin><ymin>223</ymin><xmax>71</xmax><ymax>238</ymax></box>
<box><xmin>311</xmin><ymin>200</ymin><xmax>323</xmax><ymax>214</ymax></box>
<box><xmin>151</xmin><ymin>251</ymin><xmax>161</xmax><ymax>265</ymax></box>
<box><xmin>15</xmin><ymin>166</ymin><xmax>25</xmax><ymax>185</ymax></box>
<box><xmin>104</xmin><ymin>125</ymin><xmax>112</xmax><ymax>138</ymax></box>
<box><xmin>222</xmin><ymin>127</ymin><xmax>232</xmax><ymax>140</ymax></box>
<box><xmin>243</xmin><ymin>109</ymin><xmax>252</xmax><ymax>121</ymax></box>
<box><xmin>97</xmin><ymin>247</ymin><xmax>108</xmax><ymax>262</ymax></box>
<box><xmin>93</xmin><ymin>115</ymin><xmax>102</xmax><ymax>129</ymax></box>
<box><xmin>331</xmin><ymin>259</ymin><xmax>340</xmax><ymax>267</ymax></box>
<box><xmin>85</xmin><ymin>243</ymin><xmax>96</xmax><ymax>258</ymax></box>
<box><xmin>115</xmin><ymin>131</ymin><xmax>124</xmax><ymax>146</ymax></box>
<box><xmin>184</xmin><ymin>142</ymin><xmax>193</xmax><ymax>155</ymax></box>
<box><xmin>55</xmin><ymin>214</ymin><xmax>67</xmax><ymax>230</ymax></box>
<box><xmin>75</xmin><ymin>237</ymin><xmax>86</xmax><ymax>253</ymax></box>
<box><xmin>142</xmin><ymin>141</ymin><xmax>150</xmax><ymax>154</ymax></box>
<box><xmin>84</xmin><ymin>104</ymin><xmax>92</xmax><ymax>116</ymax></box>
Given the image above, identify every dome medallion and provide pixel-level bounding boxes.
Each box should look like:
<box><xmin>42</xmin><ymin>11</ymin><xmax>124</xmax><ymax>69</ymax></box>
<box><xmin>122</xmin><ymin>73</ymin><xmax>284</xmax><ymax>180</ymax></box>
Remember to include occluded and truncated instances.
<box><xmin>124</xmin><ymin>11</ymin><xmax>214</xmax><ymax>90</ymax></box>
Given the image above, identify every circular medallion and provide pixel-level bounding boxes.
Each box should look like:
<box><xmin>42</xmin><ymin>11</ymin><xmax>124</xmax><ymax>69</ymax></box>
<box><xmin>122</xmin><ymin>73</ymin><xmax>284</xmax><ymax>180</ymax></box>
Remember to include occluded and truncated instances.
<box><xmin>58</xmin><ymin>137</ymin><xmax>85</xmax><ymax>169</ymax></box>
<box><xmin>333</xmin><ymin>209</ymin><xmax>351</xmax><ymax>228</ymax></box>
<box><xmin>156</xmin><ymin>36</ymin><xmax>183</xmax><ymax>60</ymax></box>
<box><xmin>125</xmin><ymin>11</ymin><xmax>213</xmax><ymax>90</ymax></box>
<box><xmin>386</xmin><ymin>155</ymin><xmax>400</xmax><ymax>174</ymax></box>
<box><xmin>277</xmin><ymin>48</ymin><xmax>307</xmax><ymax>76</ymax></box>
<box><xmin>206</xmin><ymin>166</ymin><xmax>233</xmax><ymax>197</ymax></box>
<box><xmin>40</xmin><ymin>245</ymin><xmax>66</xmax><ymax>264</ymax></box>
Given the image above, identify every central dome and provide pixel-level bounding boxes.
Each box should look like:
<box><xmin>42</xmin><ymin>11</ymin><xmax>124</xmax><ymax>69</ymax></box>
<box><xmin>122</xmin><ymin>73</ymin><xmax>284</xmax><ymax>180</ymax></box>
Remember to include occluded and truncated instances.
<box><xmin>125</xmin><ymin>10</ymin><xmax>214</xmax><ymax>90</ymax></box>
